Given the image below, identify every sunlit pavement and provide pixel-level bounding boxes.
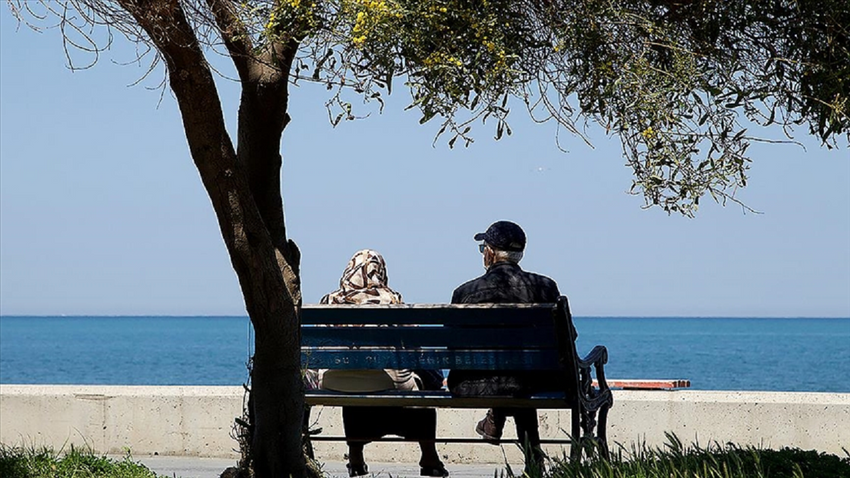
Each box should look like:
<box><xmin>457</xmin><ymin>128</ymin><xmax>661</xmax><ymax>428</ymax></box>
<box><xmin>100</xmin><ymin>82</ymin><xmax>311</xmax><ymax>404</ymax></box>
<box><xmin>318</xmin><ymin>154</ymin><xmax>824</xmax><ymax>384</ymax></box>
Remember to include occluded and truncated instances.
<box><xmin>128</xmin><ymin>455</ymin><xmax>516</xmax><ymax>478</ymax></box>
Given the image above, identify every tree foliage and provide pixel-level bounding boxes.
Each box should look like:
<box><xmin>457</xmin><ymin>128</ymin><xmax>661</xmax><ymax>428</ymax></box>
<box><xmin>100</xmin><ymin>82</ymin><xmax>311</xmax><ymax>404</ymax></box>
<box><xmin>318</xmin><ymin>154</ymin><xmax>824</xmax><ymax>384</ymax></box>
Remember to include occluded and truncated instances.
<box><xmin>9</xmin><ymin>0</ymin><xmax>849</xmax><ymax>215</ymax></box>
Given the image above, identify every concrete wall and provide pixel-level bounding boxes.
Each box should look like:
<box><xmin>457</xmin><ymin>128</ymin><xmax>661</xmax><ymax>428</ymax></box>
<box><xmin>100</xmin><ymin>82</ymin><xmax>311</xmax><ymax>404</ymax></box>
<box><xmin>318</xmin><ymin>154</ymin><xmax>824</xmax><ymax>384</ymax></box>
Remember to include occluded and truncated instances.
<box><xmin>0</xmin><ymin>386</ymin><xmax>243</xmax><ymax>458</ymax></box>
<box><xmin>2</xmin><ymin>385</ymin><xmax>848</xmax><ymax>464</ymax></box>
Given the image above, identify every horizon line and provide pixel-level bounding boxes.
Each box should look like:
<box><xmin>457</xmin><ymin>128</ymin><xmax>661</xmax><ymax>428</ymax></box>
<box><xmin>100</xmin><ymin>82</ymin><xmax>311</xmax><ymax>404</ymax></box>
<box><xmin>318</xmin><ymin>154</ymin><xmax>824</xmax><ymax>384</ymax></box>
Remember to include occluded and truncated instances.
<box><xmin>1</xmin><ymin>314</ymin><xmax>848</xmax><ymax>319</ymax></box>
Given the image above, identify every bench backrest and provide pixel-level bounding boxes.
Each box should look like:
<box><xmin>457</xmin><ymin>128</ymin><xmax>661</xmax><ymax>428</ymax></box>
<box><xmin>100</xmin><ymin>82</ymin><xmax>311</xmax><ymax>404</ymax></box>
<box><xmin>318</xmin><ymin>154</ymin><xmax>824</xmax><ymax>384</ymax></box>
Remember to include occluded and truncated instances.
<box><xmin>301</xmin><ymin>296</ymin><xmax>580</xmax><ymax>381</ymax></box>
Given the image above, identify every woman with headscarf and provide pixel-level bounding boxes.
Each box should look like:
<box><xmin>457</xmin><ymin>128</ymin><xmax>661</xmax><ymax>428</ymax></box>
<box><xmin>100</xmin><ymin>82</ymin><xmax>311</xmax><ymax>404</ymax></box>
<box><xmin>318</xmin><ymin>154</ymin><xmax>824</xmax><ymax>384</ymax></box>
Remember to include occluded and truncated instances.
<box><xmin>315</xmin><ymin>249</ymin><xmax>448</xmax><ymax>478</ymax></box>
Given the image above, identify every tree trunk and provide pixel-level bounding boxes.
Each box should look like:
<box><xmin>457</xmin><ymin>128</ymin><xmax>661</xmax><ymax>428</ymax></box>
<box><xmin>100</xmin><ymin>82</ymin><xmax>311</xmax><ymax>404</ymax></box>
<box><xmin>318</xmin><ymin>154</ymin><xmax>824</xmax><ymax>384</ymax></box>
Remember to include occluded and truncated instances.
<box><xmin>117</xmin><ymin>2</ymin><xmax>307</xmax><ymax>476</ymax></box>
<box><xmin>238</xmin><ymin>44</ymin><xmax>306</xmax><ymax>478</ymax></box>
<box><xmin>251</xmin><ymin>330</ymin><xmax>305</xmax><ymax>477</ymax></box>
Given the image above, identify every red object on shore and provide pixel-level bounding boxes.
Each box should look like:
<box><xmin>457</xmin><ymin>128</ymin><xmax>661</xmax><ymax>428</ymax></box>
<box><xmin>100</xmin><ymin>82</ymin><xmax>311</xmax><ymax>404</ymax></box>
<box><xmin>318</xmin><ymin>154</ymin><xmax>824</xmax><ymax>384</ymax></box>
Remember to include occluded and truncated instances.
<box><xmin>594</xmin><ymin>379</ymin><xmax>691</xmax><ymax>390</ymax></box>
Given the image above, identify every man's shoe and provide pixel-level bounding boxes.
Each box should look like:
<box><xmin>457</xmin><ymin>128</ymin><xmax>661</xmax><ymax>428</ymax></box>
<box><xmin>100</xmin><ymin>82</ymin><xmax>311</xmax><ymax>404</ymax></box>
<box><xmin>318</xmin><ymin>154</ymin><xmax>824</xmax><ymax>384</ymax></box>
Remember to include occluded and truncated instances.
<box><xmin>475</xmin><ymin>410</ymin><xmax>503</xmax><ymax>445</ymax></box>
<box><xmin>420</xmin><ymin>463</ymin><xmax>450</xmax><ymax>477</ymax></box>
<box><xmin>346</xmin><ymin>462</ymin><xmax>368</xmax><ymax>477</ymax></box>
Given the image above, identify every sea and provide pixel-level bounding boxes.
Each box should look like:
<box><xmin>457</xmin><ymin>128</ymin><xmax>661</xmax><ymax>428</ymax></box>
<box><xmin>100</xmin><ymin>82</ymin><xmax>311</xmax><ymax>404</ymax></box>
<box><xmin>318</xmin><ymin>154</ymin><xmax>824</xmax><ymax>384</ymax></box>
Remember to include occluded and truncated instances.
<box><xmin>0</xmin><ymin>316</ymin><xmax>848</xmax><ymax>392</ymax></box>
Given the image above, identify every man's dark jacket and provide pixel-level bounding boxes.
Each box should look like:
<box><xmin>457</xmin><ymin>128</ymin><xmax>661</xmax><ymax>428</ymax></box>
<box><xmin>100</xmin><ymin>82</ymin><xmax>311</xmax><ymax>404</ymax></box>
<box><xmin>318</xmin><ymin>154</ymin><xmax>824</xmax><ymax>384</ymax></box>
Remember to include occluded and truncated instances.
<box><xmin>447</xmin><ymin>261</ymin><xmax>560</xmax><ymax>397</ymax></box>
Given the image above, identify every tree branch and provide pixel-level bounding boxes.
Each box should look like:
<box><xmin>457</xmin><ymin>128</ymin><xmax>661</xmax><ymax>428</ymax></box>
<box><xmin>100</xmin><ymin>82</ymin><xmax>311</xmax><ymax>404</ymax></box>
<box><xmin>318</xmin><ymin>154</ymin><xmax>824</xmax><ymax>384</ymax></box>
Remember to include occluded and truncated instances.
<box><xmin>115</xmin><ymin>0</ymin><xmax>298</xmax><ymax>327</ymax></box>
<box><xmin>205</xmin><ymin>0</ymin><xmax>253</xmax><ymax>81</ymax></box>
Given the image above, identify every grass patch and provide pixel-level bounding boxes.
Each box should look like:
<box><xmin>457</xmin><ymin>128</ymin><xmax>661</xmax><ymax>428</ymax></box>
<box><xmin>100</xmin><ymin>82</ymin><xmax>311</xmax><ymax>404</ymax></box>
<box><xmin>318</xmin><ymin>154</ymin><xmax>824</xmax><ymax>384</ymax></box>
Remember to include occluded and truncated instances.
<box><xmin>0</xmin><ymin>445</ymin><xmax>161</xmax><ymax>478</ymax></box>
<box><xmin>546</xmin><ymin>435</ymin><xmax>850</xmax><ymax>478</ymax></box>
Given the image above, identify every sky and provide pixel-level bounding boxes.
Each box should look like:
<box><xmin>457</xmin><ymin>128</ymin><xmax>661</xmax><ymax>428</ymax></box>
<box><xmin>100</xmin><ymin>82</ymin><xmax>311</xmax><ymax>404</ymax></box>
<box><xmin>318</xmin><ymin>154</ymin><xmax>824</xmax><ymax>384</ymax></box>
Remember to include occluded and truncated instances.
<box><xmin>1</xmin><ymin>10</ymin><xmax>849</xmax><ymax>318</ymax></box>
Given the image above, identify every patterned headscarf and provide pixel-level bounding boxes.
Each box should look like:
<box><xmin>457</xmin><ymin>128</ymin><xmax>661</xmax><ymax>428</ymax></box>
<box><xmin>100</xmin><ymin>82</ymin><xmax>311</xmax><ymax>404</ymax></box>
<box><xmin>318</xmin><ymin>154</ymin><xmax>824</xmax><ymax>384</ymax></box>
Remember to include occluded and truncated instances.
<box><xmin>314</xmin><ymin>249</ymin><xmax>418</xmax><ymax>391</ymax></box>
<box><xmin>320</xmin><ymin>249</ymin><xmax>403</xmax><ymax>305</ymax></box>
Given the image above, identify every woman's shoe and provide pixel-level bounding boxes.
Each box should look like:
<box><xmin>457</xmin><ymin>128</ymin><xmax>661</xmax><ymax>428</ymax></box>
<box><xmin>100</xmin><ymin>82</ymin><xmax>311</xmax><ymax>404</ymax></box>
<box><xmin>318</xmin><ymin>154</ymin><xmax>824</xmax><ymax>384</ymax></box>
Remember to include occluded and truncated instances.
<box><xmin>475</xmin><ymin>409</ymin><xmax>503</xmax><ymax>445</ymax></box>
<box><xmin>420</xmin><ymin>464</ymin><xmax>449</xmax><ymax>477</ymax></box>
<box><xmin>347</xmin><ymin>462</ymin><xmax>369</xmax><ymax>477</ymax></box>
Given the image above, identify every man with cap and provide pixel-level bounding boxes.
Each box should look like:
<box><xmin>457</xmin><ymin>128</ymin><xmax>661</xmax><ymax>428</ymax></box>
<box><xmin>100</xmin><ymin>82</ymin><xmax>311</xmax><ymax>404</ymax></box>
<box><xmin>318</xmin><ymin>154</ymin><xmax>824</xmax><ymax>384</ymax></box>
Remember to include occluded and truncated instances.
<box><xmin>447</xmin><ymin>220</ymin><xmax>560</xmax><ymax>468</ymax></box>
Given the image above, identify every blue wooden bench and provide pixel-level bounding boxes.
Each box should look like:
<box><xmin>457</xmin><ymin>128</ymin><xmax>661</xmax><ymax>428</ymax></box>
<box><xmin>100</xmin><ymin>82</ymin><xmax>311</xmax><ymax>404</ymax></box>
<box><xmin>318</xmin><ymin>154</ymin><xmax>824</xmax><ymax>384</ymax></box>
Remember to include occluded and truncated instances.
<box><xmin>301</xmin><ymin>296</ymin><xmax>613</xmax><ymax>459</ymax></box>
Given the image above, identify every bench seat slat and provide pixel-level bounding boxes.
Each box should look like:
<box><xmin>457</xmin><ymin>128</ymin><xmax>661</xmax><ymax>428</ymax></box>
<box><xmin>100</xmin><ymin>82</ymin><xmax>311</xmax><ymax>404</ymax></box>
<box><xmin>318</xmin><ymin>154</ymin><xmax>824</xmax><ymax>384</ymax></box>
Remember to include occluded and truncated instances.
<box><xmin>305</xmin><ymin>390</ymin><xmax>575</xmax><ymax>408</ymax></box>
<box><xmin>302</xmin><ymin>304</ymin><xmax>554</xmax><ymax>326</ymax></box>
<box><xmin>302</xmin><ymin>326</ymin><xmax>558</xmax><ymax>349</ymax></box>
<box><xmin>308</xmin><ymin>437</ymin><xmax>574</xmax><ymax>445</ymax></box>
<box><xmin>301</xmin><ymin>349</ymin><xmax>561</xmax><ymax>370</ymax></box>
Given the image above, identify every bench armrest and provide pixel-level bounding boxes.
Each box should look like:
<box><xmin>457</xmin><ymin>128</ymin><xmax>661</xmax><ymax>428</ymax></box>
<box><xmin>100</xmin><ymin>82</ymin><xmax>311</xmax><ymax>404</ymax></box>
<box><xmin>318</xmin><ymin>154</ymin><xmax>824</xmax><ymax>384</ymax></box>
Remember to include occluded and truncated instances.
<box><xmin>576</xmin><ymin>345</ymin><xmax>613</xmax><ymax>412</ymax></box>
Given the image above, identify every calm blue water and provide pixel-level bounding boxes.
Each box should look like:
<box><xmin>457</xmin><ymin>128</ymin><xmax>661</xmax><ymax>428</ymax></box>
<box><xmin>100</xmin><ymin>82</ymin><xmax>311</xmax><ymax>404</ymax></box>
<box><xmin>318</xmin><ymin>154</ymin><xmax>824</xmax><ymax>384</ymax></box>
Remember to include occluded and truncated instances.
<box><xmin>1</xmin><ymin>316</ymin><xmax>848</xmax><ymax>392</ymax></box>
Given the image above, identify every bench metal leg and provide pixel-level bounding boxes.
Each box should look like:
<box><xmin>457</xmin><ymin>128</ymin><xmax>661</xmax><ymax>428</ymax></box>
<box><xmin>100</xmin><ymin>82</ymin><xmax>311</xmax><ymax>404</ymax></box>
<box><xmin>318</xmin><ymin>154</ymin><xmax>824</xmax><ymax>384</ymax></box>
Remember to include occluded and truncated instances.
<box><xmin>302</xmin><ymin>405</ymin><xmax>315</xmax><ymax>460</ymax></box>
<box><xmin>597</xmin><ymin>404</ymin><xmax>610</xmax><ymax>460</ymax></box>
<box><xmin>570</xmin><ymin>405</ymin><xmax>581</xmax><ymax>461</ymax></box>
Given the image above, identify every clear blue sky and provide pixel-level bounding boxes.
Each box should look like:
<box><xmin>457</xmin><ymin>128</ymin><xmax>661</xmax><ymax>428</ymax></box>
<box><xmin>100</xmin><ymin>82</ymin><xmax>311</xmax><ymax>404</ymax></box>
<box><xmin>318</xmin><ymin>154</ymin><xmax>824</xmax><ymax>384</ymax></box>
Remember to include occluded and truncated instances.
<box><xmin>1</xmin><ymin>11</ymin><xmax>848</xmax><ymax>317</ymax></box>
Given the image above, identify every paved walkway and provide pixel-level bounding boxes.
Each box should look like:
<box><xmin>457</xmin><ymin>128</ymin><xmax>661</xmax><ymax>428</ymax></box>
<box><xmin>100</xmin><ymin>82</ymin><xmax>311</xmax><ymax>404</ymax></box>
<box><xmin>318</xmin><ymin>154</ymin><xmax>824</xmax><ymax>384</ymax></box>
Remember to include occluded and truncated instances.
<box><xmin>134</xmin><ymin>456</ymin><xmax>516</xmax><ymax>478</ymax></box>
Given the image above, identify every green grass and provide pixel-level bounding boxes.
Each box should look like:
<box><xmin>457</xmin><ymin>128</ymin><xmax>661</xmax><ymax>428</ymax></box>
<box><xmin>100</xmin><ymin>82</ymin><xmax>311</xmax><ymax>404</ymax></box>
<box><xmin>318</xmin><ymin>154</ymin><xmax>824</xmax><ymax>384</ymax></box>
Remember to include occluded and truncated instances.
<box><xmin>0</xmin><ymin>445</ymin><xmax>161</xmax><ymax>478</ymax></box>
<box><xmin>3</xmin><ymin>438</ymin><xmax>849</xmax><ymax>478</ymax></box>
<box><xmin>544</xmin><ymin>435</ymin><xmax>850</xmax><ymax>478</ymax></box>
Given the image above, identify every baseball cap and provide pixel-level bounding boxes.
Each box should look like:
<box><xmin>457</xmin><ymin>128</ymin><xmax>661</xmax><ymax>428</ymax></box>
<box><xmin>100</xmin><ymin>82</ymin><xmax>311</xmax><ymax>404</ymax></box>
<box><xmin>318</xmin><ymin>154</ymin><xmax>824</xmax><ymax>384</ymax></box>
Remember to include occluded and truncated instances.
<box><xmin>474</xmin><ymin>221</ymin><xmax>526</xmax><ymax>252</ymax></box>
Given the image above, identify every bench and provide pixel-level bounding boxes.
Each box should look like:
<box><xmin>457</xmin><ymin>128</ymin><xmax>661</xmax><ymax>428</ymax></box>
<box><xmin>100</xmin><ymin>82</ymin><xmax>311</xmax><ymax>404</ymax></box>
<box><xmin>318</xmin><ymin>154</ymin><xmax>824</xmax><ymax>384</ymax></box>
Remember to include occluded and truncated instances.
<box><xmin>301</xmin><ymin>296</ymin><xmax>614</xmax><ymax>460</ymax></box>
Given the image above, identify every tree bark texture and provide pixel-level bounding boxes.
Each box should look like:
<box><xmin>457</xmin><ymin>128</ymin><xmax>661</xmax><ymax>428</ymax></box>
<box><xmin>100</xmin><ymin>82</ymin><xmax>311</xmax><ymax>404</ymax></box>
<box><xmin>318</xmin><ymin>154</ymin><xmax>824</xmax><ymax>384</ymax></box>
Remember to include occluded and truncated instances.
<box><xmin>117</xmin><ymin>1</ymin><xmax>305</xmax><ymax>476</ymax></box>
